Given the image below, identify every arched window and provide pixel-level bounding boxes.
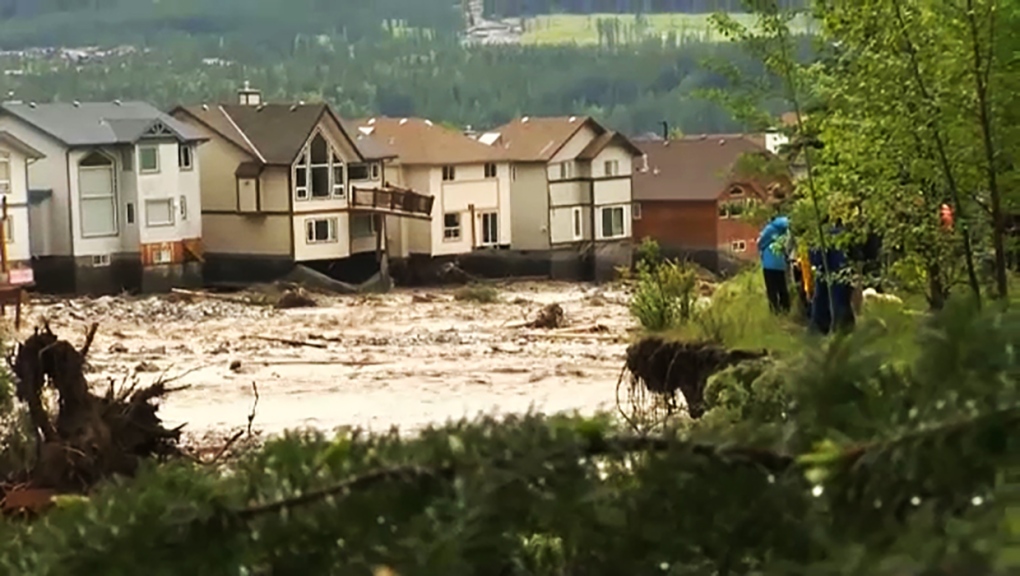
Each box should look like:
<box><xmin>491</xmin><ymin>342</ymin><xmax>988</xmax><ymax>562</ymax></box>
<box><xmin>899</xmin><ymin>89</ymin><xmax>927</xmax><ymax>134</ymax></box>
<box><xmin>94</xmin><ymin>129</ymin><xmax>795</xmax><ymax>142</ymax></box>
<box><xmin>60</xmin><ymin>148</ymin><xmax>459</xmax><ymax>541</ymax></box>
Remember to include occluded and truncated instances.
<box><xmin>309</xmin><ymin>133</ymin><xmax>330</xmax><ymax>199</ymax></box>
<box><xmin>293</xmin><ymin>131</ymin><xmax>347</xmax><ymax>201</ymax></box>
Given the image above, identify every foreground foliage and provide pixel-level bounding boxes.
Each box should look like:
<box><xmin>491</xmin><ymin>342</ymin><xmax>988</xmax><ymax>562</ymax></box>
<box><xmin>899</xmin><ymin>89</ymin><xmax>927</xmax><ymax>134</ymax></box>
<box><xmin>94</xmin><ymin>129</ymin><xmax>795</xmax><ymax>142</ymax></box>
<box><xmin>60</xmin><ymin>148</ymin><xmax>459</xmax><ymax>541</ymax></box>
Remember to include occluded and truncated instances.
<box><xmin>1</xmin><ymin>298</ymin><xmax>1019</xmax><ymax>574</ymax></box>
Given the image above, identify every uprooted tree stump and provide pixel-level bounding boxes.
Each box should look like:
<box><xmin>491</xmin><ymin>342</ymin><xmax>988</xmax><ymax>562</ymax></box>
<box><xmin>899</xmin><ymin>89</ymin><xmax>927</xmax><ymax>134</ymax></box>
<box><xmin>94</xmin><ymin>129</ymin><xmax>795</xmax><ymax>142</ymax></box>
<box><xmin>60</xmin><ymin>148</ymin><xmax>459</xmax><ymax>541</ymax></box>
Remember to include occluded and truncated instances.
<box><xmin>528</xmin><ymin>303</ymin><xmax>565</xmax><ymax>329</ymax></box>
<box><xmin>6</xmin><ymin>323</ymin><xmax>184</xmax><ymax>494</ymax></box>
<box><xmin>622</xmin><ymin>337</ymin><xmax>767</xmax><ymax>421</ymax></box>
<box><xmin>274</xmin><ymin>288</ymin><xmax>318</xmax><ymax>309</ymax></box>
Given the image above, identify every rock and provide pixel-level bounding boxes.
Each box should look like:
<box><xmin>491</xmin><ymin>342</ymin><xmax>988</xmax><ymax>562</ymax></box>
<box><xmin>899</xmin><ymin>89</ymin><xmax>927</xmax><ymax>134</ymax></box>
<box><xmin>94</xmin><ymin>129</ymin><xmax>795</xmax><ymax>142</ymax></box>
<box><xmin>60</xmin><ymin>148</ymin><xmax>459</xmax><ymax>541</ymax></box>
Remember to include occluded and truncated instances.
<box><xmin>108</xmin><ymin>343</ymin><xmax>128</xmax><ymax>353</ymax></box>
<box><xmin>274</xmin><ymin>289</ymin><xmax>317</xmax><ymax>309</ymax></box>
<box><xmin>134</xmin><ymin>361</ymin><xmax>161</xmax><ymax>373</ymax></box>
<box><xmin>229</xmin><ymin>359</ymin><xmax>242</xmax><ymax>372</ymax></box>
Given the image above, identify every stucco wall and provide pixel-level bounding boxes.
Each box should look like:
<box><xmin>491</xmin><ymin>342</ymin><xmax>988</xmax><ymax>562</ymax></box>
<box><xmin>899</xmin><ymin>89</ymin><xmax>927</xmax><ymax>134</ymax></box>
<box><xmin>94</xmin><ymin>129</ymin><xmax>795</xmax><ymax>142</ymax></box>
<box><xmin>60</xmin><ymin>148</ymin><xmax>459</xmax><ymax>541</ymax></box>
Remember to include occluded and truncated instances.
<box><xmin>203</xmin><ymin>213</ymin><xmax>291</xmax><ymax>255</ymax></box>
<box><xmin>508</xmin><ymin>163</ymin><xmax>549</xmax><ymax>251</ymax></box>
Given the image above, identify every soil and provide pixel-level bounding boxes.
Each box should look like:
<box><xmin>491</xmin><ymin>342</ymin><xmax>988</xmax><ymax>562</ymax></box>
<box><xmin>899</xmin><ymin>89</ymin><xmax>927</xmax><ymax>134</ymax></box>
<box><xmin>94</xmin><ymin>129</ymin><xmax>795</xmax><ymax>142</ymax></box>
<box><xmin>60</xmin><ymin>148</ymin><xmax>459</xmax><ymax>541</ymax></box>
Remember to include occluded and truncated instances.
<box><xmin>15</xmin><ymin>281</ymin><xmax>634</xmax><ymax>440</ymax></box>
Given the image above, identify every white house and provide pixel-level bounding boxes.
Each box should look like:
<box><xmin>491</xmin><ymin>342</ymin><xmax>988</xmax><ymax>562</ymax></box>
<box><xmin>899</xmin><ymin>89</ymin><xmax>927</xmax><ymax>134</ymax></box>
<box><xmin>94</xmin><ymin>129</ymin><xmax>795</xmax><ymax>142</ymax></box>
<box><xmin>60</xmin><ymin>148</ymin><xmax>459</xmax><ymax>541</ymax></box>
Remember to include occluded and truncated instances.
<box><xmin>352</xmin><ymin>117</ymin><xmax>512</xmax><ymax>261</ymax></box>
<box><xmin>0</xmin><ymin>101</ymin><xmax>207</xmax><ymax>294</ymax></box>
<box><xmin>483</xmin><ymin>116</ymin><xmax>644</xmax><ymax>279</ymax></box>
<box><xmin>0</xmin><ymin>131</ymin><xmax>44</xmax><ymax>285</ymax></box>
<box><xmin>170</xmin><ymin>85</ymin><xmax>433</xmax><ymax>285</ymax></box>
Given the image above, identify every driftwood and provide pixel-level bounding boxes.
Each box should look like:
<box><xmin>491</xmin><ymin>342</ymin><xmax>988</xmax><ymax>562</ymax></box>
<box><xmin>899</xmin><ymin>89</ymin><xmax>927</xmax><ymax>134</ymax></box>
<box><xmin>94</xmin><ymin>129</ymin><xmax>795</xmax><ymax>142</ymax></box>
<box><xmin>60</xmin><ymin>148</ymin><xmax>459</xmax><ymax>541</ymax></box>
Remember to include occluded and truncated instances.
<box><xmin>252</xmin><ymin>335</ymin><xmax>328</xmax><ymax>349</ymax></box>
<box><xmin>170</xmin><ymin>287</ymin><xmax>252</xmax><ymax>305</ymax></box>
<box><xmin>4</xmin><ymin>323</ymin><xmax>184</xmax><ymax>494</ymax></box>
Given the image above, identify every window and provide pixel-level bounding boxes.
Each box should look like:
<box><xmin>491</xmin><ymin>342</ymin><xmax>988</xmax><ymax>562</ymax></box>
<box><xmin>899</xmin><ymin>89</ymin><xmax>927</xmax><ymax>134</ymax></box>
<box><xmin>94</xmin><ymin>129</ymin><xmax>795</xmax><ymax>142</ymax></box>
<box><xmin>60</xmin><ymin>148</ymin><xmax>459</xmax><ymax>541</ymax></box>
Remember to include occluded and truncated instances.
<box><xmin>718</xmin><ymin>204</ymin><xmax>729</xmax><ymax>219</ymax></box>
<box><xmin>600</xmin><ymin>206</ymin><xmax>625</xmax><ymax>239</ymax></box>
<box><xmin>442</xmin><ymin>165</ymin><xmax>456</xmax><ymax>181</ymax></box>
<box><xmin>121</xmin><ymin>148</ymin><xmax>132</xmax><ymax>171</ymax></box>
<box><xmin>351</xmin><ymin>214</ymin><xmax>376</xmax><ymax>238</ymax></box>
<box><xmin>632</xmin><ymin>202</ymin><xmax>642</xmax><ymax>220</ymax></box>
<box><xmin>731</xmin><ymin>240</ymin><xmax>747</xmax><ymax>253</ymax></box>
<box><xmin>309</xmin><ymin>134</ymin><xmax>330</xmax><ymax>199</ymax></box>
<box><xmin>91</xmin><ymin>254</ymin><xmax>110</xmax><ymax>267</ymax></box>
<box><xmin>79</xmin><ymin>152</ymin><xmax>117</xmax><ymax>237</ymax></box>
<box><xmin>332</xmin><ymin>154</ymin><xmax>345</xmax><ymax>198</ymax></box>
<box><xmin>572</xmin><ymin>207</ymin><xmax>582</xmax><ymax>240</ymax></box>
<box><xmin>294</xmin><ymin>152</ymin><xmax>308</xmax><ymax>200</ymax></box>
<box><xmin>371</xmin><ymin>163</ymin><xmax>380</xmax><ymax>180</ymax></box>
<box><xmin>443</xmin><ymin>212</ymin><xmax>461</xmax><ymax>240</ymax></box>
<box><xmin>305</xmin><ymin>217</ymin><xmax>337</xmax><ymax>243</ymax></box>
<box><xmin>348</xmin><ymin>163</ymin><xmax>369</xmax><ymax>181</ymax></box>
<box><xmin>179</xmin><ymin>195</ymin><xmax>187</xmax><ymax>220</ymax></box>
<box><xmin>729</xmin><ymin>186</ymin><xmax>744</xmax><ymax>197</ymax></box>
<box><xmin>559</xmin><ymin>162</ymin><xmax>572</xmax><ymax>180</ymax></box>
<box><xmin>145</xmin><ymin>198</ymin><xmax>174</xmax><ymax>227</ymax></box>
<box><xmin>126</xmin><ymin>202</ymin><xmax>135</xmax><ymax>224</ymax></box>
<box><xmin>153</xmin><ymin>247</ymin><xmax>172</xmax><ymax>264</ymax></box>
<box><xmin>178</xmin><ymin>144</ymin><xmax>193</xmax><ymax>170</ymax></box>
<box><xmin>0</xmin><ymin>153</ymin><xmax>9</xmax><ymax>194</ymax></box>
<box><xmin>604</xmin><ymin>160</ymin><xmax>619</xmax><ymax>176</ymax></box>
<box><xmin>480</xmin><ymin>212</ymin><xmax>498</xmax><ymax>245</ymax></box>
<box><xmin>139</xmin><ymin>146</ymin><xmax>159</xmax><ymax>173</ymax></box>
<box><xmin>484</xmin><ymin>163</ymin><xmax>497</xmax><ymax>179</ymax></box>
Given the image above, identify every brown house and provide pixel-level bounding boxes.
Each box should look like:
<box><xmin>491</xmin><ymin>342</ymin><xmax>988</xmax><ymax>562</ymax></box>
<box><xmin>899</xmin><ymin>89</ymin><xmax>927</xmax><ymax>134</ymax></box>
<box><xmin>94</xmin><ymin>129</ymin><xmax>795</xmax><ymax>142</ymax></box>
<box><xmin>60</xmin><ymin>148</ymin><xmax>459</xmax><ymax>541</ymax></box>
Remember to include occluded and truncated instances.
<box><xmin>632</xmin><ymin>134</ymin><xmax>784</xmax><ymax>273</ymax></box>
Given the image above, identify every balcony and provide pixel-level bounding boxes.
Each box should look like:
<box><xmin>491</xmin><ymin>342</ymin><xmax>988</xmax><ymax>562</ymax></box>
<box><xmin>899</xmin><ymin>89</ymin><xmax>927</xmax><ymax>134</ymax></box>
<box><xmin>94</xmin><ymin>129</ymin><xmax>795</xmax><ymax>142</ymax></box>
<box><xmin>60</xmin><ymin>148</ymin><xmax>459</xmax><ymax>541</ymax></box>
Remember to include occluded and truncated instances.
<box><xmin>350</xmin><ymin>185</ymin><xmax>434</xmax><ymax>220</ymax></box>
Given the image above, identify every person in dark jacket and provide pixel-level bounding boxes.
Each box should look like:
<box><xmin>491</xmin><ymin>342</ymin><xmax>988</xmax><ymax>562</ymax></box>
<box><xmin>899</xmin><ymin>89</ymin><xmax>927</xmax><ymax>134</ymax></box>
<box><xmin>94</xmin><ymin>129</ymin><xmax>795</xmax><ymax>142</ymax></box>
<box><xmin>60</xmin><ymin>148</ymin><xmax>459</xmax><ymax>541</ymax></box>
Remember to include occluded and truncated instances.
<box><xmin>809</xmin><ymin>220</ymin><xmax>855</xmax><ymax>335</ymax></box>
<box><xmin>758</xmin><ymin>215</ymin><xmax>791</xmax><ymax>314</ymax></box>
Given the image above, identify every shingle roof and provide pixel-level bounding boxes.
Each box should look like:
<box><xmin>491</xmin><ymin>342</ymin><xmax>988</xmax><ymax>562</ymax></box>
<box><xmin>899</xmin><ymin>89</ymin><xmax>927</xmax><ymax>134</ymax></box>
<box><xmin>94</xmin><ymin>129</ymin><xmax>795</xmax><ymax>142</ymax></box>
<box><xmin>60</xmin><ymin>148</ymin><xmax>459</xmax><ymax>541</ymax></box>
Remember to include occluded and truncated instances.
<box><xmin>352</xmin><ymin>117</ymin><xmax>508</xmax><ymax>165</ymax></box>
<box><xmin>633</xmin><ymin>135</ymin><xmax>771</xmax><ymax>201</ymax></box>
<box><xmin>0</xmin><ymin>130</ymin><xmax>44</xmax><ymax>158</ymax></box>
<box><xmin>489</xmin><ymin>116</ymin><xmax>596</xmax><ymax>162</ymax></box>
<box><xmin>1</xmin><ymin>101</ymin><xmax>205</xmax><ymax>146</ymax></box>
<box><xmin>576</xmin><ymin>130</ymin><xmax>643</xmax><ymax>160</ymax></box>
<box><xmin>174</xmin><ymin>103</ymin><xmax>394</xmax><ymax>165</ymax></box>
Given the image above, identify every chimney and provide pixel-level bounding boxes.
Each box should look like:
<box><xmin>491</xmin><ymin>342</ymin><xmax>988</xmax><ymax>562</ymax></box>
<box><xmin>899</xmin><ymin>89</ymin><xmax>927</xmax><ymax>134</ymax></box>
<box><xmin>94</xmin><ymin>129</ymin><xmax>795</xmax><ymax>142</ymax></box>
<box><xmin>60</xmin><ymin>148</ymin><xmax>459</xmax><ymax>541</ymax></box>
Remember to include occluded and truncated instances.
<box><xmin>238</xmin><ymin>80</ymin><xmax>262</xmax><ymax>106</ymax></box>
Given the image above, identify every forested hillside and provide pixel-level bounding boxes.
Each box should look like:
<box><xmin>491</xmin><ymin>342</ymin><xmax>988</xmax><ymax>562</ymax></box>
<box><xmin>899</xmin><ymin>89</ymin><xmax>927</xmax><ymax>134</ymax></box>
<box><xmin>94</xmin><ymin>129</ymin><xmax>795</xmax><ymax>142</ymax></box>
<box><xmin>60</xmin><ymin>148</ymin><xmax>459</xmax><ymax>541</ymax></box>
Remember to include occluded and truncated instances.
<box><xmin>482</xmin><ymin>0</ymin><xmax>807</xmax><ymax>16</ymax></box>
<box><xmin>0</xmin><ymin>0</ymin><xmax>805</xmax><ymax>135</ymax></box>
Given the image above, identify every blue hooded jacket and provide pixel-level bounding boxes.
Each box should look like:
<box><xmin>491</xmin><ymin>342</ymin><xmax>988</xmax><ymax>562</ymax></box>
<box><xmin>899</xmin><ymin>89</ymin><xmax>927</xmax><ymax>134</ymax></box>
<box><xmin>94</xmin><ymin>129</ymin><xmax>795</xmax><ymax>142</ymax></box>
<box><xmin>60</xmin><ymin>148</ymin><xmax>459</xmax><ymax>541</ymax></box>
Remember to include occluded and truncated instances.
<box><xmin>758</xmin><ymin>216</ymin><xmax>790</xmax><ymax>271</ymax></box>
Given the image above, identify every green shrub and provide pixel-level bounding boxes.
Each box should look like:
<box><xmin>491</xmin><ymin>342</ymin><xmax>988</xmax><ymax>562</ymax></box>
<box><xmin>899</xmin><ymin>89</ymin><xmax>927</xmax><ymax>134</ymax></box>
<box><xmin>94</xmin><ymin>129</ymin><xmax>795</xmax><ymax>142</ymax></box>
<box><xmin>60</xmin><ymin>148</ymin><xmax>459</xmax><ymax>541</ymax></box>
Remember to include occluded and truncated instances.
<box><xmin>628</xmin><ymin>239</ymin><xmax>698</xmax><ymax>332</ymax></box>
<box><xmin>453</xmin><ymin>283</ymin><xmax>500</xmax><ymax>303</ymax></box>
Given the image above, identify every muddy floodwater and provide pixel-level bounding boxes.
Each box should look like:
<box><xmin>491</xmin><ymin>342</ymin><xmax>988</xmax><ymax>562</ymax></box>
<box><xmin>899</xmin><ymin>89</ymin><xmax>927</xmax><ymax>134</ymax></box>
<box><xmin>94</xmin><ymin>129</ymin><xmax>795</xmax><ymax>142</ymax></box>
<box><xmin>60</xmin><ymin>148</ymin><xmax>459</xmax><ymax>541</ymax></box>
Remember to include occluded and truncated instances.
<box><xmin>18</xmin><ymin>282</ymin><xmax>634</xmax><ymax>439</ymax></box>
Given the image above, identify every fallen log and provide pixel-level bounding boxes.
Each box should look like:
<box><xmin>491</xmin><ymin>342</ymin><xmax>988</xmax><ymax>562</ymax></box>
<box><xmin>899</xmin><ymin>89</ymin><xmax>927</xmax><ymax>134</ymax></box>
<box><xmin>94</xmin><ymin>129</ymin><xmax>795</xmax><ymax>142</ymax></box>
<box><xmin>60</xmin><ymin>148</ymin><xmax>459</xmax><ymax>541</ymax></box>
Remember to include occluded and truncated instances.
<box><xmin>252</xmin><ymin>335</ymin><xmax>328</xmax><ymax>349</ymax></box>
<box><xmin>171</xmin><ymin>288</ymin><xmax>254</xmax><ymax>305</ymax></box>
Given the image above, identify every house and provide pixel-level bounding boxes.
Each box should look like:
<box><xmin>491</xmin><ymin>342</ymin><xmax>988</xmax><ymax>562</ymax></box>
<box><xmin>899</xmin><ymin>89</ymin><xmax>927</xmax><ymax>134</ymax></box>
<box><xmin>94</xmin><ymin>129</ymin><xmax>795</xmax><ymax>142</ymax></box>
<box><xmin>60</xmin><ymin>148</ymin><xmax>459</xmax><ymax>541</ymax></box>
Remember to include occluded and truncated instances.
<box><xmin>351</xmin><ymin>117</ymin><xmax>512</xmax><ymax>275</ymax></box>
<box><xmin>0</xmin><ymin>131</ymin><xmax>44</xmax><ymax>285</ymax></box>
<box><xmin>170</xmin><ymin>85</ymin><xmax>432</xmax><ymax>285</ymax></box>
<box><xmin>0</xmin><ymin>101</ymin><xmax>207</xmax><ymax>294</ymax></box>
<box><xmin>632</xmin><ymin>134</ymin><xmax>787</xmax><ymax>274</ymax></box>
<box><xmin>483</xmin><ymin>116</ymin><xmax>644</xmax><ymax>280</ymax></box>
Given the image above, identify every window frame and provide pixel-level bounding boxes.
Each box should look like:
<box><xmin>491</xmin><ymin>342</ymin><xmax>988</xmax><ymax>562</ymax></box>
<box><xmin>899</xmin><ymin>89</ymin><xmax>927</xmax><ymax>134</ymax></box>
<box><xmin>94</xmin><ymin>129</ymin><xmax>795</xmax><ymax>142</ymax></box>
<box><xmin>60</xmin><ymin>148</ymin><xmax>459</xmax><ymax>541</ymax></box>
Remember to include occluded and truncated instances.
<box><xmin>443</xmin><ymin>212</ymin><xmax>461</xmax><ymax>241</ymax></box>
<box><xmin>138</xmin><ymin>145</ymin><xmax>159</xmax><ymax>173</ymax></box>
<box><xmin>78</xmin><ymin>152</ymin><xmax>119</xmax><ymax>238</ymax></box>
<box><xmin>178</xmin><ymin>144</ymin><xmax>193</xmax><ymax>170</ymax></box>
<box><xmin>632</xmin><ymin>202</ymin><xmax>642</xmax><ymax>220</ymax></box>
<box><xmin>442</xmin><ymin>165</ymin><xmax>456</xmax><ymax>182</ymax></box>
<box><xmin>599</xmin><ymin>205</ymin><xmax>626</xmax><ymax>239</ymax></box>
<box><xmin>144</xmin><ymin>198</ymin><xmax>175</xmax><ymax>228</ymax></box>
<box><xmin>559</xmin><ymin>162</ymin><xmax>572</xmax><ymax>180</ymax></box>
<box><xmin>571</xmin><ymin>207</ymin><xmax>582</xmax><ymax>240</ymax></box>
<box><xmin>479</xmin><ymin>212</ymin><xmax>498</xmax><ymax>246</ymax></box>
<box><xmin>305</xmin><ymin>217</ymin><xmax>338</xmax><ymax>244</ymax></box>
<box><xmin>731</xmin><ymin>240</ymin><xmax>747</xmax><ymax>253</ymax></box>
<box><xmin>604</xmin><ymin>159</ymin><xmax>619</xmax><ymax>177</ymax></box>
<box><xmin>351</xmin><ymin>214</ymin><xmax>377</xmax><ymax>239</ymax></box>
<box><xmin>0</xmin><ymin>152</ymin><xmax>10</xmax><ymax>195</ymax></box>
<box><xmin>483</xmin><ymin>163</ymin><xmax>497</xmax><ymax>179</ymax></box>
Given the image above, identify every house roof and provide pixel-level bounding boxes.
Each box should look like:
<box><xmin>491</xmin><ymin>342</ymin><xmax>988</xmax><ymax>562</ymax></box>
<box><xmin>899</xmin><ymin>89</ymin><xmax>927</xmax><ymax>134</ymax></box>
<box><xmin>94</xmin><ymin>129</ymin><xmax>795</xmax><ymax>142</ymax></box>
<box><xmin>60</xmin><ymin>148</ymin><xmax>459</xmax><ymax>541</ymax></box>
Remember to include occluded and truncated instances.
<box><xmin>488</xmin><ymin>116</ymin><xmax>595</xmax><ymax>162</ymax></box>
<box><xmin>1</xmin><ymin>101</ymin><xmax>205</xmax><ymax>146</ymax></box>
<box><xmin>172</xmin><ymin>103</ymin><xmax>395</xmax><ymax>166</ymax></box>
<box><xmin>576</xmin><ymin>130</ymin><xmax>644</xmax><ymax>160</ymax></box>
<box><xmin>352</xmin><ymin>117</ymin><xmax>508</xmax><ymax>165</ymax></box>
<box><xmin>633</xmin><ymin>135</ymin><xmax>772</xmax><ymax>202</ymax></box>
<box><xmin>0</xmin><ymin>130</ymin><xmax>44</xmax><ymax>158</ymax></box>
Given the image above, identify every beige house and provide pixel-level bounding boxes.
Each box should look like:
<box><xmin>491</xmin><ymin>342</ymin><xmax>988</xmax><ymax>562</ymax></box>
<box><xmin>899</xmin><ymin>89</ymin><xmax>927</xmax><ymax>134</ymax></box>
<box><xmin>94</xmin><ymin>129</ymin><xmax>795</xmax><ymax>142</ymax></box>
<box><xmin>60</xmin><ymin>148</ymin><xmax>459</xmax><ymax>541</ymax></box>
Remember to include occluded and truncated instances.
<box><xmin>170</xmin><ymin>85</ymin><xmax>431</xmax><ymax>284</ymax></box>
<box><xmin>481</xmin><ymin>116</ymin><xmax>643</xmax><ymax>279</ymax></box>
<box><xmin>352</xmin><ymin>117</ymin><xmax>512</xmax><ymax>260</ymax></box>
<box><xmin>0</xmin><ymin>131</ymin><xmax>44</xmax><ymax>285</ymax></box>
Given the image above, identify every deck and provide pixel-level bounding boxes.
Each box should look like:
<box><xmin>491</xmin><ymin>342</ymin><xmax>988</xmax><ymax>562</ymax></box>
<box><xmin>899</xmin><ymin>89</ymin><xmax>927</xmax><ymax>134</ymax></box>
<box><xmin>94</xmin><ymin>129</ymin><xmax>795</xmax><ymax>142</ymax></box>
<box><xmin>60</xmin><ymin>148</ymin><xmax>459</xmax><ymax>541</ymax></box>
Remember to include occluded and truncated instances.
<box><xmin>350</xmin><ymin>186</ymin><xmax>434</xmax><ymax>221</ymax></box>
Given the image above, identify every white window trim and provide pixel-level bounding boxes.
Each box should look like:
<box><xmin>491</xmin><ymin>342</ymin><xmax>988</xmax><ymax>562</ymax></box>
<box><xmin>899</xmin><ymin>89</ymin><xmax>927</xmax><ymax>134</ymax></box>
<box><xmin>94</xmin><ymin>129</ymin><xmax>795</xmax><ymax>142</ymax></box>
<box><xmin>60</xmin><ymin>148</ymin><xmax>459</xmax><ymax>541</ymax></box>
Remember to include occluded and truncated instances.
<box><xmin>370</xmin><ymin>163</ymin><xmax>380</xmax><ymax>180</ymax></box>
<box><xmin>731</xmin><ymin>240</ymin><xmax>747</xmax><ymax>253</ymax></box>
<box><xmin>0</xmin><ymin>153</ymin><xmax>10</xmax><ymax>195</ymax></box>
<box><xmin>604</xmin><ymin>159</ymin><xmax>619</xmax><ymax>177</ymax></box>
<box><xmin>443</xmin><ymin>212</ymin><xmax>461</xmax><ymax>241</ymax></box>
<box><xmin>153</xmin><ymin>247</ymin><xmax>172</xmax><ymax>264</ymax></box>
<box><xmin>145</xmin><ymin>198</ymin><xmax>175</xmax><ymax>227</ymax></box>
<box><xmin>571</xmin><ymin>206</ymin><xmax>583</xmax><ymax>240</ymax></box>
<box><xmin>483</xmin><ymin>163</ymin><xmax>497</xmax><ymax>179</ymax></box>
<box><xmin>632</xmin><ymin>202</ymin><xmax>642</xmax><ymax>220</ymax></box>
<box><xmin>305</xmin><ymin>217</ymin><xmax>338</xmax><ymax>244</ymax></box>
<box><xmin>442</xmin><ymin>165</ymin><xmax>456</xmax><ymax>182</ymax></box>
<box><xmin>559</xmin><ymin>162</ymin><xmax>571</xmax><ymax>180</ymax></box>
<box><xmin>479</xmin><ymin>211</ymin><xmax>498</xmax><ymax>246</ymax></box>
<box><xmin>332</xmin><ymin>160</ymin><xmax>346</xmax><ymax>198</ymax></box>
<box><xmin>599</xmin><ymin>205</ymin><xmax>626</xmax><ymax>239</ymax></box>
<box><xmin>348</xmin><ymin>163</ymin><xmax>370</xmax><ymax>182</ymax></box>
<box><xmin>79</xmin><ymin>155</ymin><xmax>119</xmax><ymax>238</ymax></box>
<box><xmin>139</xmin><ymin>145</ymin><xmax>159</xmax><ymax>173</ymax></box>
<box><xmin>91</xmin><ymin>254</ymin><xmax>111</xmax><ymax>267</ymax></box>
<box><xmin>178</xmin><ymin>144</ymin><xmax>193</xmax><ymax>171</ymax></box>
<box><xmin>294</xmin><ymin>130</ymin><xmax>349</xmax><ymax>201</ymax></box>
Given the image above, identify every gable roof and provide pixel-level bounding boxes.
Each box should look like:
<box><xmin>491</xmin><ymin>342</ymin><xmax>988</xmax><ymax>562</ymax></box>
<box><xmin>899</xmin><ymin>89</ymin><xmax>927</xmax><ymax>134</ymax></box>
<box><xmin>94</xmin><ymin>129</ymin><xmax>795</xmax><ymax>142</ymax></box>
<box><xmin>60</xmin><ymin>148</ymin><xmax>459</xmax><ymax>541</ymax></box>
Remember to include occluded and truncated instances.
<box><xmin>1</xmin><ymin>101</ymin><xmax>205</xmax><ymax>147</ymax></box>
<box><xmin>489</xmin><ymin>116</ymin><xmax>596</xmax><ymax>162</ymax></box>
<box><xmin>576</xmin><ymin>130</ymin><xmax>643</xmax><ymax>160</ymax></box>
<box><xmin>0</xmin><ymin>130</ymin><xmax>44</xmax><ymax>159</ymax></box>
<box><xmin>633</xmin><ymin>135</ymin><xmax>773</xmax><ymax>202</ymax></box>
<box><xmin>352</xmin><ymin>117</ymin><xmax>508</xmax><ymax>165</ymax></box>
<box><xmin>172</xmin><ymin>103</ymin><xmax>395</xmax><ymax>166</ymax></box>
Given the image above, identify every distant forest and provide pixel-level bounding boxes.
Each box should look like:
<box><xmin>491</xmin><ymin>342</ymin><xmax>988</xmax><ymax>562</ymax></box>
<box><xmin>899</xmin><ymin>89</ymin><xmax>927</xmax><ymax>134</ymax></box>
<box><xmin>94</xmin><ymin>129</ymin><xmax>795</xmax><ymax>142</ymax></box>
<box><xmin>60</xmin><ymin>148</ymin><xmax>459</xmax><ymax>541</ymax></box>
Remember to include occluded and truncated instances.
<box><xmin>483</xmin><ymin>0</ymin><xmax>808</xmax><ymax>17</ymax></box>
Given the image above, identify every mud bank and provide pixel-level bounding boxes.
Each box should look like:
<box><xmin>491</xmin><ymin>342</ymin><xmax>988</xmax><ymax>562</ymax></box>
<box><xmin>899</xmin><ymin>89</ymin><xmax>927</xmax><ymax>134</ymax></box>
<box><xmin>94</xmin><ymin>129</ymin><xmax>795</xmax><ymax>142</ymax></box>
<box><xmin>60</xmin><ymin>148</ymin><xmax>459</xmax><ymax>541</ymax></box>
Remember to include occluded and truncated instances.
<box><xmin>16</xmin><ymin>282</ymin><xmax>634</xmax><ymax>438</ymax></box>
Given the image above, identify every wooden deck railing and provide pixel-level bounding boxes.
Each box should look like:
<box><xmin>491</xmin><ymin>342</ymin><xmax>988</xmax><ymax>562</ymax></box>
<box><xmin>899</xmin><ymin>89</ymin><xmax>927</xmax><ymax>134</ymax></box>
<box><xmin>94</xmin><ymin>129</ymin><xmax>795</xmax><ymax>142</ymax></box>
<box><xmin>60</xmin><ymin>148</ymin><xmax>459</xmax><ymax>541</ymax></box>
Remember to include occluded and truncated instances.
<box><xmin>350</xmin><ymin>186</ymin><xmax>434</xmax><ymax>220</ymax></box>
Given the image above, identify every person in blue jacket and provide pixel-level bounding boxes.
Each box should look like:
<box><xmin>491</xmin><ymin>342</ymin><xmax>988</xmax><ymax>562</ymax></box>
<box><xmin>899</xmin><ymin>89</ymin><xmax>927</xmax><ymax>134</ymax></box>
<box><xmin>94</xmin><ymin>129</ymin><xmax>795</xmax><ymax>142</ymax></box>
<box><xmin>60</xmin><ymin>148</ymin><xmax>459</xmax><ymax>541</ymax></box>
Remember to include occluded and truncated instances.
<box><xmin>809</xmin><ymin>219</ymin><xmax>855</xmax><ymax>335</ymax></box>
<box><xmin>757</xmin><ymin>215</ymin><xmax>791</xmax><ymax>314</ymax></box>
